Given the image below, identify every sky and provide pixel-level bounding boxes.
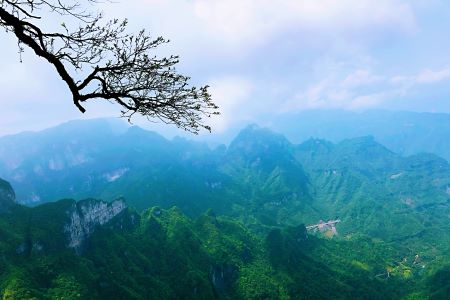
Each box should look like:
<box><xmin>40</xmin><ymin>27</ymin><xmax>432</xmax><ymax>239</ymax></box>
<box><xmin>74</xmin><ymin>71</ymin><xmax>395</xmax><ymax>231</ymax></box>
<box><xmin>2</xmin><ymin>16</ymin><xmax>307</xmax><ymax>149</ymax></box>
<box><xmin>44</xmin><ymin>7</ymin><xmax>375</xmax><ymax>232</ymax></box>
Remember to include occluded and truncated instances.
<box><xmin>0</xmin><ymin>0</ymin><xmax>450</xmax><ymax>137</ymax></box>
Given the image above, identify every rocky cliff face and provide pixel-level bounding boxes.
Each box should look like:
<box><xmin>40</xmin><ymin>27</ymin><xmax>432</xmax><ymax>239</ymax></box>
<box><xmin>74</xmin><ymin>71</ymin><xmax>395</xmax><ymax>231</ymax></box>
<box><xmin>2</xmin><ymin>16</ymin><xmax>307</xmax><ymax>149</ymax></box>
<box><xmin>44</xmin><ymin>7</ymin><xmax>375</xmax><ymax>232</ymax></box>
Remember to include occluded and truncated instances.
<box><xmin>65</xmin><ymin>198</ymin><xmax>127</xmax><ymax>252</ymax></box>
<box><xmin>0</xmin><ymin>178</ymin><xmax>16</xmax><ymax>212</ymax></box>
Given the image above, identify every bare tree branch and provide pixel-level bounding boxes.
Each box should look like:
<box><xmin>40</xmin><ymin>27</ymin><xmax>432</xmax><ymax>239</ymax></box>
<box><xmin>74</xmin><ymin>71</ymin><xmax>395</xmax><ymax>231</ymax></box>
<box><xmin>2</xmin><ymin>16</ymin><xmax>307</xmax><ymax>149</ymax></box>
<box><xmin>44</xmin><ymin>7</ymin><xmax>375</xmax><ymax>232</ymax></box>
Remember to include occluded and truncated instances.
<box><xmin>0</xmin><ymin>0</ymin><xmax>219</xmax><ymax>133</ymax></box>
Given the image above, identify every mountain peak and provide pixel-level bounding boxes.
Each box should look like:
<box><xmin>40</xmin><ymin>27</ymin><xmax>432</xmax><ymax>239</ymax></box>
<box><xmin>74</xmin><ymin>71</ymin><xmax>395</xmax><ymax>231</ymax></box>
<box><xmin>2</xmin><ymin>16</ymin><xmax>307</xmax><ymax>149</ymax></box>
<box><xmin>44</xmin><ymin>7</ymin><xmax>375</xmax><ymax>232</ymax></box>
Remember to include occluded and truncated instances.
<box><xmin>227</xmin><ymin>125</ymin><xmax>291</xmax><ymax>158</ymax></box>
<box><xmin>337</xmin><ymin>136</ymin><xmax>395</xmax><ymax>155</ymax></box>
<box><xmin>230</xmin><ymin>125</ymin><xmax>288</xmax><ymax>147</ymax></box>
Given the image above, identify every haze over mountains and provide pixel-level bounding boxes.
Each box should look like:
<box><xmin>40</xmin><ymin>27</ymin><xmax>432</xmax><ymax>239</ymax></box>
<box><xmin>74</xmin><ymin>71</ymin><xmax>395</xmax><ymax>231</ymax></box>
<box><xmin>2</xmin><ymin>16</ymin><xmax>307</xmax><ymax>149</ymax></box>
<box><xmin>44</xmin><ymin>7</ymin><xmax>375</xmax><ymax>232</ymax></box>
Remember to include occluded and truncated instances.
<box><xmin>200</xmin><ymin>110</ymin><xmax>448</xmax><ymax>161</ymax></box>
<box><xmin>0</xmin><ymin>116</ymin><xmax>448</xmax><ymax>237</ymax></box>
<box><xmin>268</xmin><ymin>110</ymin><xmax>450</xmax><ymax>162</ymax></box>
<box><xmin>0</xmin><ymin>111</ymin><xmax>449</xmax><ymax>299</ymax></box>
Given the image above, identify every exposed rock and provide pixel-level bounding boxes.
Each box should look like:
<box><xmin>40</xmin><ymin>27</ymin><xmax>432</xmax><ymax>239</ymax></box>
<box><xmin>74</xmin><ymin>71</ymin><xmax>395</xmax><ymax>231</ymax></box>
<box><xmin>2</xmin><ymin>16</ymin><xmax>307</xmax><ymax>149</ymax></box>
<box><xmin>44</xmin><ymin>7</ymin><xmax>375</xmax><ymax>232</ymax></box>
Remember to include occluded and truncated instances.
<box><xmin>65</xmin><ymin>198</ymin><xmax>127</xmax><ymax>252</ymax></box>
<box><xmin>0</xmin><ymin>178</ymin><xmax>16</xmax><ymax>212</ymax></box>
<box><xmin>390</xmin><ymin>172</ymin><xmax>403</xmax><ymax>179</ymax></box>
<box><xmin>103</xmin><ymin>168</ymin><xmax>129</xmax><ymax>182</ymax></box>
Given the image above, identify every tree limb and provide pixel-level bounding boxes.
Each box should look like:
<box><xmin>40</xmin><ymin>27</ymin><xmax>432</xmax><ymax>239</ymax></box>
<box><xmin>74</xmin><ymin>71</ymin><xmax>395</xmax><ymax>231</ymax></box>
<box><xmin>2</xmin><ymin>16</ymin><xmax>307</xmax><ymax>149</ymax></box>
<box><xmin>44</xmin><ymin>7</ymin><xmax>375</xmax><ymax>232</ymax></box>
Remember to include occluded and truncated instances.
<box><xmin>0</xmin><ymin>0</ymin><xmax>219</xmax><ymax>133</ymax></box>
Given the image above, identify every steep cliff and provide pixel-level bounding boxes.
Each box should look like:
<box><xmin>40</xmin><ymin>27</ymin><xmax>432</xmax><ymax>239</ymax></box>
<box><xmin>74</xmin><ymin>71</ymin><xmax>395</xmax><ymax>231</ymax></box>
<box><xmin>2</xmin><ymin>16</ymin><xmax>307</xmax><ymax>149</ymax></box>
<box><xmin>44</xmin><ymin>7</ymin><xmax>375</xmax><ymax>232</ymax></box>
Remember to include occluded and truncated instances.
<box><xmin>7</xmin><ymin>197</ymin><xmax>133</xmax><ymax>257</ymax></box>
<box><xmin>64</xmin><ymin>198</ymin><xmax>128</xmax><ymax>252</ymax></box>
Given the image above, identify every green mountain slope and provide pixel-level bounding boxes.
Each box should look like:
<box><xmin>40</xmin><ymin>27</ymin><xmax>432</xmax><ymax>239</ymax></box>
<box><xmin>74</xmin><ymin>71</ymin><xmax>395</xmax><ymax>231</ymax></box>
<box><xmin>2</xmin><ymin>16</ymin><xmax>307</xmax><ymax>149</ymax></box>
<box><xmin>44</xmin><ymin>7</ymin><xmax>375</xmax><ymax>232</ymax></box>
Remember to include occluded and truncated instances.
<box><xmin>0</xmin><ymin>121</ymin><xmax>448</xmax><ymax>246</ymax></box>
<box><xmin>1</xmin><ymin>182</ymin><xmax>445</xmax><ymax>299</ymax></box>
<box><xmin>0</xmin><ymin>120</ymin><xmax>235</xmax><ymax>215</ymax></box>
<box><xmin>0</xmin><ymin>121</ymin><xmax>449</xmax><ymax>299</ymax></box>
<box><xmin>292</xmin><ymin>136</ymin><xmax>450</xmax><ymax>238</ymax></box>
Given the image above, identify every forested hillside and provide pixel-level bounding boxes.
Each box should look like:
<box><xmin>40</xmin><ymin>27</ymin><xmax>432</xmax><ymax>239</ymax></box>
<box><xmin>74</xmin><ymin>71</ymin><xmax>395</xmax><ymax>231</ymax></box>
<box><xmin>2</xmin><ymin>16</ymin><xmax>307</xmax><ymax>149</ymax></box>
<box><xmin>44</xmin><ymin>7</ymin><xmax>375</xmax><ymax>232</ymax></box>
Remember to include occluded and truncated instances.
<box><xmin>0</xmin><ymin>187</ymin><xmax>448</xmax><ymax>299</ymax></box>
<box><xmin>0</xmin><ymin>120</ymin><xmax>449</xmax><ymax>299</ymax></box>
<box><xmin>0</xmin><ymin>121</ymin><xmax>448</xmax><ymax>240</ymax></box>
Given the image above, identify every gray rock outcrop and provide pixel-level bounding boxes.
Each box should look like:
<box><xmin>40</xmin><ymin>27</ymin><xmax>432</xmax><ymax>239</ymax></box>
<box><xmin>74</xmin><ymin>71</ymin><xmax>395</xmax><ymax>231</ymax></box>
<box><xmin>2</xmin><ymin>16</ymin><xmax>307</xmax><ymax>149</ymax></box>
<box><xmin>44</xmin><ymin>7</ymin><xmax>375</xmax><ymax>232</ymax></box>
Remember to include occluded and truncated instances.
<box><xmin>65</xmin><ymin>198</ymin><xmax>127</xmax><ymax>252</ymax></box>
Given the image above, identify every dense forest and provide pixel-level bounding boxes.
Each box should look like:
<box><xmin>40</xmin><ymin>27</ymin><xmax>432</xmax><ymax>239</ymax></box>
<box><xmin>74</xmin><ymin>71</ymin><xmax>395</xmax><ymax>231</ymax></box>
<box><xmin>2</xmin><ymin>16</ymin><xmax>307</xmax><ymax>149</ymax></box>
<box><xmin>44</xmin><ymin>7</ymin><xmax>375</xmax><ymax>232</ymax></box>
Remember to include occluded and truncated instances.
<box><xmin>0</xmin><ymin>119</ymin><xmax>448</xmax><ymax>299</ymax></box>
<box><xmin>0</xmin><ymin>197</ymin><xmax>448</xmax><ymax>299</ymax></box>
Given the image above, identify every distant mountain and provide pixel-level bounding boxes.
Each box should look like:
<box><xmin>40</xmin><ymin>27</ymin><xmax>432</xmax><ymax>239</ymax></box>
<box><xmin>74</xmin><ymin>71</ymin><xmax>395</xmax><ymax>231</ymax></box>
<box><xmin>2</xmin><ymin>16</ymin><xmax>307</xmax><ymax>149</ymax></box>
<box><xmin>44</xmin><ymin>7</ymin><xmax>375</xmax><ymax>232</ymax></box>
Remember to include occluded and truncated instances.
<box><xmin>223</xmin><ymin>125</ymin><xmax>311</xmax><ymax>226</ymax></box>
<box><xmin>221</xmin><ymin>126</ymin><xmax>450</xmax><ymax>247</ymax></box>
<box><xmin>0</xmin><ymin>119</ymin><xmax>235</xmax><ymax>215</ymax></box>
<box><xmin>293</xmin><ymin>135</ymin><xmax>450</xmax><ymax>241</ymax></box>
<box><xmin>267</xmin><ymin>110</ymin><xmax>450</xmax><ymax>161</ymax></box>
<box><xmin>0</xmin><ymin>115</ymin><xmax>449</xmax><ymax>298</ymax></box>
<box><xmin>0</xmin><ymin>120</ymin><xmax>448</xmax><ymax>244</ymax></box>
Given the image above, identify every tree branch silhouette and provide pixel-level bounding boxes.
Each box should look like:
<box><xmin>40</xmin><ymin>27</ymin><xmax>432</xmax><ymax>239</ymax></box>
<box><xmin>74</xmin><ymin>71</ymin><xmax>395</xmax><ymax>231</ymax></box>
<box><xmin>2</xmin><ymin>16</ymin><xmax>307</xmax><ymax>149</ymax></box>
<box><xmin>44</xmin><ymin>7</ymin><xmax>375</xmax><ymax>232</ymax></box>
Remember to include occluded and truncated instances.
<box><xmin>0</xmin><ymin>0</ymin><xmax>219</xmax><ymax>133</ymax></box>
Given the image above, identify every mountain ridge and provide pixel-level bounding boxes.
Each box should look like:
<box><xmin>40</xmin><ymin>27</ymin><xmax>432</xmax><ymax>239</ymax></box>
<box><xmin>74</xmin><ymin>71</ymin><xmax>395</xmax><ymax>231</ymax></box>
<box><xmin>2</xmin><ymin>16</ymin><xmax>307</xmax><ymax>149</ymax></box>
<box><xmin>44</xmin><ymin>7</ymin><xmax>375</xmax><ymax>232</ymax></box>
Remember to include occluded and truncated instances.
<box><xmin>0</xmin><ymin>121</ymin><xmax>448</xmax><ymax>242</ymax></box>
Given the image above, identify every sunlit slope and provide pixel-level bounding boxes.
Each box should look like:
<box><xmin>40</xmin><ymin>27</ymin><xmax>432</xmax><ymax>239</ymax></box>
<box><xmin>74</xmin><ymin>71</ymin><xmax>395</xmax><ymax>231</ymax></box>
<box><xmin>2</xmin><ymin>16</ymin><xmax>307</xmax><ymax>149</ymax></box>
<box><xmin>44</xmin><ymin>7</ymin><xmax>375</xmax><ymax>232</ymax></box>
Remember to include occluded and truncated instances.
<box><xmin>0</xmin><ymin>190</ymin><xmax>420</xmax><ymax>299</ymax></box>
<box><xmin>293</xmin><ymin>136</ymin><xmax>450</xmax><ymax>240</ymax></box>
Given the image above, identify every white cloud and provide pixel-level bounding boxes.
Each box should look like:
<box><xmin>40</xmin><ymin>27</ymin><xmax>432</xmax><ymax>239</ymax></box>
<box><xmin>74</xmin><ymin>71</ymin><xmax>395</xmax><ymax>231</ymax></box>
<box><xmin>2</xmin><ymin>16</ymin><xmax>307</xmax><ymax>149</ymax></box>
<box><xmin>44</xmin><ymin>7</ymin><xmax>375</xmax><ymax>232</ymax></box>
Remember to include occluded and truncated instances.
<box><xmin>390</xmin><ymin>67</ymin><xmax>450</xmax><ymax>89</ymax></box>
<box><xmin>102</xmin><ymin>0</ymin><xmax>416</xmax><ymax>56</ymax></box>
<box><xmin>283</xmin><ymin>63</ymin><xmax>450</xmax><ymax>113</ymax></box>
<box><xmin>0</xmin><ymin>48</ymin><xmax>122</xmax><ymax>136</ymax></box>
<box><xmin>416</xmin><ymin>68</ymin><xmax>450</xmax><ymax>83</ymax></box>
<box><xmin>205</xmin><ymin>76</ymin><xmax>254</xmax><ymax>133</ymax></box>
<box><xmin>342</xmin><ymin>69</ymin><xmax>383</xmax><ymax>88</ymax></box>
<box><xmin>192</xmin><ymin>0</ymin><xmax>416</xmax><ymax>47</ymax></box>
<box><xmin>283</xmin><ymin>65</ymin><xmax>388</xmax><ymax>111</ymax></box>
<box><xmin>351</xmin><ymin>92</ymin><xmax>387</xmax><ymax>109</ymax></box>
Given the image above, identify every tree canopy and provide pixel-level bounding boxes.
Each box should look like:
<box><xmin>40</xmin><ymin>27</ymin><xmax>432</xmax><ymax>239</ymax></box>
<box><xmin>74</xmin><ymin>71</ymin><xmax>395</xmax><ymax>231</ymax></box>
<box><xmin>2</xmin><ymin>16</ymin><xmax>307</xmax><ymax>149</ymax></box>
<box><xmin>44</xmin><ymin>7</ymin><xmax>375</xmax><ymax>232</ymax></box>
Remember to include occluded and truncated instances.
<box><xmin>0</xmin><ymin>0</ymin><xmax>219</xmax><ymax>133</ymax></box>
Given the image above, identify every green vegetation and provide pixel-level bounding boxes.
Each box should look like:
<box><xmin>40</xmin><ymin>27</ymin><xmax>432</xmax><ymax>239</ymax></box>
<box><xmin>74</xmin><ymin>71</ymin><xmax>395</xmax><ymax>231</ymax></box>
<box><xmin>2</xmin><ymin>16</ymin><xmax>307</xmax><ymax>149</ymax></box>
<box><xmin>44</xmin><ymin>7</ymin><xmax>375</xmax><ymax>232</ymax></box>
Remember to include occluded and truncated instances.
<box><xmin>0</xmin><ymin>197</ymin><xmax>448</xmax><ymax>299</ymax></box>
<box><xmin>0</xmin><ymin>121</ymin><xmax>448</xmax><ymax>299</ymax></box>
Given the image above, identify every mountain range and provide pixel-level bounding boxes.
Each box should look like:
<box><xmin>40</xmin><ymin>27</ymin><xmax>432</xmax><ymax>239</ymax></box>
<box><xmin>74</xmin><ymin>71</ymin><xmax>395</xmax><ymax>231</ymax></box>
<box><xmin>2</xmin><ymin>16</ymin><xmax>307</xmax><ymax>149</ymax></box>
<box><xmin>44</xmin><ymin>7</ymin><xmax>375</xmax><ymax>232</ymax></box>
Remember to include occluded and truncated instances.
<box><xmin>205</xmin><ymin>110</ymin><xmax>450</xmax><ymax>162</ymax></box>
<box><xmin>0</xmin><ymin>117</ymin><xmax>449</xmax><ymax>299</ymax></box>
<box><xmin>0</xmin><ymin>119</ymin><xmax>448</xmax><ymax>235</ymax></box>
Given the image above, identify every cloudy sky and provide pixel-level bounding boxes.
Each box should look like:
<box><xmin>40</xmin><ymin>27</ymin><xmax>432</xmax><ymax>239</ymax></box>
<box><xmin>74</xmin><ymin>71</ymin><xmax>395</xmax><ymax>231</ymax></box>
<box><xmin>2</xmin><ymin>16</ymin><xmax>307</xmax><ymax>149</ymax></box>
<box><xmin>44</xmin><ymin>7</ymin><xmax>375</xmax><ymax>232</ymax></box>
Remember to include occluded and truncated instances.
<box><xmin>1</xmin><ymin>0</ymin><xmax>450</xmax><ymax>137</ymax></box>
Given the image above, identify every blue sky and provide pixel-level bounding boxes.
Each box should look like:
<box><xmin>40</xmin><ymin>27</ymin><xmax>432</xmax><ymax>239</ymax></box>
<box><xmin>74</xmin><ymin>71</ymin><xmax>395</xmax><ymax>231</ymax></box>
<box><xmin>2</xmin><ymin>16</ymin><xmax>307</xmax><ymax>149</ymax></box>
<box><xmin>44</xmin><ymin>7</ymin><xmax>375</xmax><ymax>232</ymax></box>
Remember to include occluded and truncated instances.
<box><xmin>0</xmin><ymin>0</ymin><xmax>449</xmax><ymax>136</ymax></box>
